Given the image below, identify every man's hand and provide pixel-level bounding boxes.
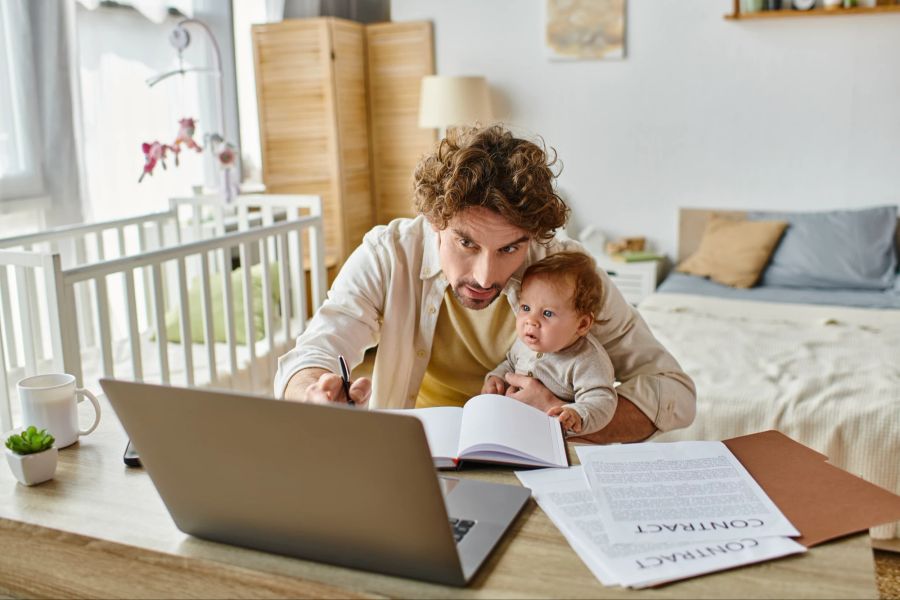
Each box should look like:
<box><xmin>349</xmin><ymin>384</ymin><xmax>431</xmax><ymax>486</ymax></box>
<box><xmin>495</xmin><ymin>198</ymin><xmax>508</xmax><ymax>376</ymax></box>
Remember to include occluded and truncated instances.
<box><xmin>570</xmin><ymin>395</ymin><xmax>656</xmax><ymax>444</ymax></box>
<box><xmin>547</xmin><ymin>405</ymin><xmax>583</xmax><ymax>433</ymax></box>
<box><xmin>503</xmin><ymin>372</ymin><xmax>566</xmax><ymax>412</ymax></box>
<box><xmin>283</xmin><ymin>367</ymin><xmax>372</xmax><ymax>406</ymax></box>
<box><xmin>481</xmin><ymin>375</ymin><xmax>507</xmax><ymax>395</ymax></box>
<box><xmin>503</xmin><ymin>373</ymin><xmax>656</xmax><ymax>443</ymax></box>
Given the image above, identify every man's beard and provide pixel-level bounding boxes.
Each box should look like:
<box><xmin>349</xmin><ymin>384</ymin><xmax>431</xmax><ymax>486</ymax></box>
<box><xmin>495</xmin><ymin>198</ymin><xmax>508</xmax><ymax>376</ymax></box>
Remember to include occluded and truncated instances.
<box><xmin>451</xmin><ymin>280</ymin><xmax>502</xmax><ymax>310</ymax></box>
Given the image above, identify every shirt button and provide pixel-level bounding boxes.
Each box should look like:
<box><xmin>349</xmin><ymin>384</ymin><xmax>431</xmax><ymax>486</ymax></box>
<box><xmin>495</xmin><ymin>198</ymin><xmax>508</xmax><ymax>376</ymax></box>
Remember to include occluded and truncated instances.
<box><xmin>409</xmin><ymin>394</ymin><xmax>416</xmax><ymax>402</ymax></box>
<box><xmin>527</xmin><ymin>371</ymin><xmax>533</xmax><ymax>378</ymax></box>
<box><xmin>428</xmin><ymin>306</ymin><xmax>437</xmax><ymax>315</ymax></box>
<box><xmin>417</xmin><ymin>349</ymin><xmax>426</xmax><ymax>358</ymax></box>
<box><xmin>536</xmin><ymin>352</ymin><xmax>543</xmax><ymax>359</ymax></box>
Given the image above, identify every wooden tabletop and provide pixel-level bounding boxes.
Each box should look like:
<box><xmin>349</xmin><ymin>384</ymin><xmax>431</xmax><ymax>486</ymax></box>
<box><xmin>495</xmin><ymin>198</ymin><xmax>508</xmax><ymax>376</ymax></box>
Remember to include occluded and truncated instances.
<box><xmin>0</xmin><ymin>396</ymin><xmax>879</xmax><ymax>599</ymax></box>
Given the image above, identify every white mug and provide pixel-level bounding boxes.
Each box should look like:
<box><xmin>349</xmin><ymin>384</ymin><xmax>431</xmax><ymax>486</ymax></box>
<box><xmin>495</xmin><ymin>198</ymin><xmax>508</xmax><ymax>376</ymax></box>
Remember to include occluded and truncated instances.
<box><xmin>17</xmin><ymin>374</ymin><xmax>101</xmax><ymax>449</ymax></box>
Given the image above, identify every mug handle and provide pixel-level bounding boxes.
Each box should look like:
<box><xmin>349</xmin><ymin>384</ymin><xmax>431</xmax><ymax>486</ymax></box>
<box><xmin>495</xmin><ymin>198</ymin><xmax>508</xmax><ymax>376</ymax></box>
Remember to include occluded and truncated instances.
<box><xmin>75</xmin><ymin>387</ymin><xmax>102</xmax><ymax>437</ymax></box>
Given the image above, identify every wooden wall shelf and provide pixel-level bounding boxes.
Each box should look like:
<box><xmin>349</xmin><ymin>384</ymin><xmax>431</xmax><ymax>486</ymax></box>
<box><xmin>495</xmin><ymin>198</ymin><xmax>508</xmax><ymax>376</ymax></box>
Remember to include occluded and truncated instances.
<box><xmin>726</xmin><ymin>4</ymin><xmax>900</xmax><ymax>19</ymax></box>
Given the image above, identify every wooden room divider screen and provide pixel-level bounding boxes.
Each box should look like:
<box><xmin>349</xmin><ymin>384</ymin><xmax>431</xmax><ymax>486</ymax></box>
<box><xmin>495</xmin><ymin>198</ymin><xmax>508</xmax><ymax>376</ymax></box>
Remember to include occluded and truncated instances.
<box><xmin>252</xmin><ymin>18</ymin><xmax>436</xmax><ymax>267</ymax></box>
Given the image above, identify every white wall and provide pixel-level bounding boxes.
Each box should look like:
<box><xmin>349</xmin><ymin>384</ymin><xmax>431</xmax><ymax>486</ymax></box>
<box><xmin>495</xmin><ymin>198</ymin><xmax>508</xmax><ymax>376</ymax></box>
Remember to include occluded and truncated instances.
<box><xmin>392</xmin><ymin>0</ymin><xmax>900</xmax><ymax>258</ymax></box>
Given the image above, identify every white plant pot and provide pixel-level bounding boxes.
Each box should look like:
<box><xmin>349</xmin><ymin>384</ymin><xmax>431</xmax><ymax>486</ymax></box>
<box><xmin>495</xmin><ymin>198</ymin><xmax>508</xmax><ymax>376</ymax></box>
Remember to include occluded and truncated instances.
<box><xmin>5</xmin><ymin>447</ymin><xmax>58</xmax><ymax>486</ymax></box>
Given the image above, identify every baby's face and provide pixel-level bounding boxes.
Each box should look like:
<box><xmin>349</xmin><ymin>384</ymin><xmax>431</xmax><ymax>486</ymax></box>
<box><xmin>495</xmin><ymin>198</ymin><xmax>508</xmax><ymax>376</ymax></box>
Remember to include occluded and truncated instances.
<box><xmin>516</xmin><ymin>275</ymin><xmax>592</xmax><ymax>354</ymax></box>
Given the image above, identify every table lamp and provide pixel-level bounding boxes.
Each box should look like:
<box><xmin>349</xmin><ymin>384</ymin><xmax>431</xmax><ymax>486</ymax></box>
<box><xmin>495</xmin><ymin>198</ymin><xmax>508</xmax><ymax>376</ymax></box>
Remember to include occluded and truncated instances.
<box><xmin>418</xmin><ymin>75</ymin><xmax>494</xmax><ymax>136</ymax></box>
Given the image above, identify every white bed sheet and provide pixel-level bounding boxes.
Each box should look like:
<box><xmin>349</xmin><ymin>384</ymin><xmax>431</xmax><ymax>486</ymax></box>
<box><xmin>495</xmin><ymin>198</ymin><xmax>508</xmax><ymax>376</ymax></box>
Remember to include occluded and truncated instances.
<box><xmin>641</xmin><ymin>292</ymin><xmax>900</xmax><ymax>540</ymax></box>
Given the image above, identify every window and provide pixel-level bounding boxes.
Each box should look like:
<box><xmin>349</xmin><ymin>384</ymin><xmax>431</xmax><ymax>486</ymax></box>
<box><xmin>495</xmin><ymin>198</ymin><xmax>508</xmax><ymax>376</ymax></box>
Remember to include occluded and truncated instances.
<box><xmin>75</xmin><ymin>2</ymin><xmax>238</xmax><ymax>220</ymax></box>
<box><xmin>0</xmin><ymin>0</ymin><xmax>45</xmax><ymax>201</ymax></box>
<box><xmin>76</xmin><ymin>4</ymin><xmax>204</xmax><ymax>220</ymax></box>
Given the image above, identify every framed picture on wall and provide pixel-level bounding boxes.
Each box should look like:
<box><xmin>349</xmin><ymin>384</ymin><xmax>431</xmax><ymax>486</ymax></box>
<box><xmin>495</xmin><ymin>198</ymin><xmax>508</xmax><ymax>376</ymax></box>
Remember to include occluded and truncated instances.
<box><xmin>544</xmin><ymin>0</ymin><xmax>626</xmax><ymax>61</ymax></box>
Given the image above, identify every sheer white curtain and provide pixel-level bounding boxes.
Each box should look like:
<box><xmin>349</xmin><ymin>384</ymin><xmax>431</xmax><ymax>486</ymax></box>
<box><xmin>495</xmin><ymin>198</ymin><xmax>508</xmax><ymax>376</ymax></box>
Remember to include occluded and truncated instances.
<box><xmin>27</xmin><ymin>0</ymin><xmax>86</xmax><ymax>228</ymax></box>
<box><xmin>0</xmin><ymin>0</ymin><xmax>85</xmax><ymax>234</ymax></box>
<box><xmin>0</xmin><ymin>1</ymin><xmax>43</xmax><ymax>203</ymax></box>
<box><xmin>75</xmin><ymin>0</ymin><xmax>194</xmax><ymax>25</ymax></box>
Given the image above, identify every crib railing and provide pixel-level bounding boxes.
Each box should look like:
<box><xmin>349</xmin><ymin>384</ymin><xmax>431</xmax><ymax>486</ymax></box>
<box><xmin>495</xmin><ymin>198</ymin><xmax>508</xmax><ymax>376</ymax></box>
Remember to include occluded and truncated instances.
<box><xmin>0</xmin><ymin>195</ymin><xmax>324</xmax><ymax>367</ymax></box>
<box><xmin>58</xmin><ymin>211</ymin><xmax>325</xmax><ymax>389</ymax></box>
<box><xmin>169</xmin><ymin>194</ymin><xmax>327</xmax><ymax>304</ymax></box>
<box><xmin>0</xmin><ymin>210</ymin><xmax>180</xmax><ymax>258</ymax></box>
<box><xmin>0</xmin><ymin>210</ymin><xmax>180</xmax><ymax>357</ymax></box>
<box><xmin>0</xmin><ymin>195</ymin><xmax>326</xmax><ymax>432</ymax></box>
<box><xmin>0</xmin><ymin>251</ymin><xmax>65</xmax><ymax>432</ymax></box>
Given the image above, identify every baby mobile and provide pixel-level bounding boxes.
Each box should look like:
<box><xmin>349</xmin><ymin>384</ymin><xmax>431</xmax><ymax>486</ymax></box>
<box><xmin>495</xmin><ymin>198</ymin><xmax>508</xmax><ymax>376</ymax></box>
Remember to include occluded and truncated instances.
<box><xmin>138</xmin><ymin>117</ymin><xmax>205</xmax><ymax>182</ymax></box>
<box><xmin>139</xmin><ymin>18</ymin><xmax>237</xmax><ymax>199</ymax></box>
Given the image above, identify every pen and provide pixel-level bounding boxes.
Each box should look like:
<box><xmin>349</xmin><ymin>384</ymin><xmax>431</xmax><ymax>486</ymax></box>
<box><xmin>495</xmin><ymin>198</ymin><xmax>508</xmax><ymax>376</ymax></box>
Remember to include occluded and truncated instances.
<box><xmin>338</xmin><ymin>355</ymin><xmax>354</xmax><ymax>405</ymax></box>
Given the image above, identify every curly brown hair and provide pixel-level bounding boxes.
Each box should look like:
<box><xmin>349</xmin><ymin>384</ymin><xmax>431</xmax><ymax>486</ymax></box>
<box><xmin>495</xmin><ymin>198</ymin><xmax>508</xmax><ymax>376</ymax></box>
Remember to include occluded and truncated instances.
<box><xmin>413</xmin><ymin>124</ymin><xmax>569</xmax><ymax>243</ymax></box>
<box><xmin>523</xmin><ymin>252</ymin><xmax>603</xmax><ymax>317</ymax></box>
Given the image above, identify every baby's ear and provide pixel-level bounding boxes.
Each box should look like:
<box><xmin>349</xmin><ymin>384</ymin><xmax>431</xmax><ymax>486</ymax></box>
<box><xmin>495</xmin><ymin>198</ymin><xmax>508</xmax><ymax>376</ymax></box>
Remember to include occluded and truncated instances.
<box><xmin>576</xmin><ymin>313</ymin><xmax>594</xmax><ymax>336</ymax></box>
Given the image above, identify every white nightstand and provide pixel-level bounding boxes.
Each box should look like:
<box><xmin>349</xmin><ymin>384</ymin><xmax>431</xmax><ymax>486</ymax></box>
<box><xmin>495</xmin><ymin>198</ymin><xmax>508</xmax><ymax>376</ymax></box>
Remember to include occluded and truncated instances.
<box><xmin>591</xmin><ymin>254</ymin><xmax>663</xmax><ymax>306</ymax></box>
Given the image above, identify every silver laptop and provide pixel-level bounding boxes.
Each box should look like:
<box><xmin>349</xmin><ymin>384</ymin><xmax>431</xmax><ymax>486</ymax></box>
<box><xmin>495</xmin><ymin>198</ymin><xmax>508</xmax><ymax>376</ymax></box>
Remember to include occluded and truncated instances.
<box><xmin>100</xmin><ymin>379</ymin><xmax>531</xmax><ymax>586</ymax></box>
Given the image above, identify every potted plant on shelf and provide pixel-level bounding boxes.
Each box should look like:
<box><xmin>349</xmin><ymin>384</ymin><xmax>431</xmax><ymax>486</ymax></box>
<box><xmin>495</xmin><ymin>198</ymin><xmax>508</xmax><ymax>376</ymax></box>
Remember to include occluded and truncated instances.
<box><xmin>4</xmin><ymin>426</ymin><xmax>58</xmax><ymax>486</ymax></box>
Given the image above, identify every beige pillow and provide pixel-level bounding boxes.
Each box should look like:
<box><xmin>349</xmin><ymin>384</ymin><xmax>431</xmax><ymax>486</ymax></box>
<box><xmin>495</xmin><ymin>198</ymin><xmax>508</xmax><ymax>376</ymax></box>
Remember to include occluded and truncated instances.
<box><xmin>677</xmin><ymin>217</ymin><xmax>788</xmax><ymax>288</ymax></box>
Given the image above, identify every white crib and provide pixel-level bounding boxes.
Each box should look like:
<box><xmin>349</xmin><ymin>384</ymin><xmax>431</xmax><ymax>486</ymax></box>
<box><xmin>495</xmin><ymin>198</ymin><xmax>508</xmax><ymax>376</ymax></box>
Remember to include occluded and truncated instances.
<box><xmin>0</xmin><ymin>195</ymin><xmax>326</xmax><ymax>432</ymax></box>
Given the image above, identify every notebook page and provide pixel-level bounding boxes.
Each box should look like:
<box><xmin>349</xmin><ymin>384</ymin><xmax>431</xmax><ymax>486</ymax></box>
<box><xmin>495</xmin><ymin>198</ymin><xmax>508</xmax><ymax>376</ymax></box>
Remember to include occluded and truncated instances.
<box><xmin>383</xmin><ymin>407</ymin><xmax>462</xmax><ymax>463</ymax></box>
<box><xmin>457</xmin><ymin>394</ymin><xmax>566</xmax><ymax>467</ymax></box>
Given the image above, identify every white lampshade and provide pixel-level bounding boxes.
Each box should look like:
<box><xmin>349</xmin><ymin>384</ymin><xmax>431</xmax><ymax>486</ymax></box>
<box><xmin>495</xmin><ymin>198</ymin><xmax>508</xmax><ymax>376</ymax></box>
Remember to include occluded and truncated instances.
<box><xmin>418</xmin><ymin>75</ymin><xmax>494</xmax><ymax>129</ymax></box>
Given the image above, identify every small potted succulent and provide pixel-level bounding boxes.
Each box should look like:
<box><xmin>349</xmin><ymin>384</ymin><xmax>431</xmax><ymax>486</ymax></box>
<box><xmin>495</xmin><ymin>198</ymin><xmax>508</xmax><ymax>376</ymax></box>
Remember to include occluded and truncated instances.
<box><xmin>5</xmin><ymin>426</ymin><xmax>58</xmax><ymax>486</ymax></box>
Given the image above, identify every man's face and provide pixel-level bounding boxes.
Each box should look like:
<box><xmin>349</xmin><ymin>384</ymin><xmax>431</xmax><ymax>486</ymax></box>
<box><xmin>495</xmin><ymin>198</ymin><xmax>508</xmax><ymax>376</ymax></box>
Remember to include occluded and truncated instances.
<box><xmin>435</xmin><ymin>207</ymin><xmax>531</xmax><ymax>310</ymax></box>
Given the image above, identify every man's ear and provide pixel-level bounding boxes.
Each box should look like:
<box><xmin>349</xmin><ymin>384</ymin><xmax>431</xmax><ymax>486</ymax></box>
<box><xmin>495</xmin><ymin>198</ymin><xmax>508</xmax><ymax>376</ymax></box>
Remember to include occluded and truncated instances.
<box><xmin>576</xmin><ymin>313</ymin><xmax>594</xmax><ymax>336</ymax></box>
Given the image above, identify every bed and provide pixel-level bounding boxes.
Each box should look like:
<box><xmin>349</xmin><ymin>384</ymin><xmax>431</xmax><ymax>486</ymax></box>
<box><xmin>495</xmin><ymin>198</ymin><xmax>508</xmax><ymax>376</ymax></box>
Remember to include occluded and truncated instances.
<box><xmin>644</xmin><ymin>207</ymin><xmax>900</xmax><ymax>543</ymax></box>
<box><xmin>0</xmin><ymin>194</ymin><xmax>327</xmax><ymax>432</ymax></box>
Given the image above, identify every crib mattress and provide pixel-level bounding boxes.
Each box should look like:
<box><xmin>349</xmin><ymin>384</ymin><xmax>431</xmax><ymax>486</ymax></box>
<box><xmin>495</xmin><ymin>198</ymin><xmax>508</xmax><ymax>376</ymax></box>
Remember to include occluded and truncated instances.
<box><xmin>5</xmin><ymin>320</ymin><xmax>303</xmax><ymax>428</ymax></box>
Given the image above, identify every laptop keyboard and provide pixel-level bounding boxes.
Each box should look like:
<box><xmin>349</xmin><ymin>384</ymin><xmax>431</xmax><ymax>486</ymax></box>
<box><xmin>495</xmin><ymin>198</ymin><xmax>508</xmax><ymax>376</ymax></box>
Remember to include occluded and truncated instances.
<box><xmin>449</xmin><ymin>518</ymin><xmax>476</xmax><ymax>543</ymax></box>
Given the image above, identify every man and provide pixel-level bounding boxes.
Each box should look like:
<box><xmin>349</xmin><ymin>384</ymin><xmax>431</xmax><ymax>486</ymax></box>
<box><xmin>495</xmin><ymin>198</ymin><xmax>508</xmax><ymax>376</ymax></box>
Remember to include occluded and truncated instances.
<box><xmin>275</xmin><ymin>125</ymin><xmax>695</xmax><ymax>443</ymax></box>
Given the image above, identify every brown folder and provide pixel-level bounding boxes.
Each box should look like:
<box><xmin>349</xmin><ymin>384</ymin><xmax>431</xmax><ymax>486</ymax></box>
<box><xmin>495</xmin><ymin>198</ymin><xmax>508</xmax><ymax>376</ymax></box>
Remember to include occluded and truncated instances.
<box><xmin>723</xmin><ymin>429</ymin><xmax>900</xmax><ymax>547</ymax></box>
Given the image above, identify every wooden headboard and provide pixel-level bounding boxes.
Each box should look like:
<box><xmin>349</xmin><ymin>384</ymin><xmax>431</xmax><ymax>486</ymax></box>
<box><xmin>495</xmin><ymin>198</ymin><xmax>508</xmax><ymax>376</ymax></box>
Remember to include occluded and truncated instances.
<box><xmin>677</xmin><ymin>208</ymin><xmax>900</xmax><ymax>264</ymax></box>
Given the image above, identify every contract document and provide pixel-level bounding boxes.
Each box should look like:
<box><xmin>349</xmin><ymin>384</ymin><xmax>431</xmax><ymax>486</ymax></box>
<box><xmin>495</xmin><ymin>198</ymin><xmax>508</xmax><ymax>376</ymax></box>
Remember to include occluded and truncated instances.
<box><xmin>575</xmin><ymin>441</ymin><xmax>800</xmax><ymax>544</ymax></box>
<box><xmin>516</xmin><ymin>466</ymin><xmax>806</xmax><ymax>588</ymax></box>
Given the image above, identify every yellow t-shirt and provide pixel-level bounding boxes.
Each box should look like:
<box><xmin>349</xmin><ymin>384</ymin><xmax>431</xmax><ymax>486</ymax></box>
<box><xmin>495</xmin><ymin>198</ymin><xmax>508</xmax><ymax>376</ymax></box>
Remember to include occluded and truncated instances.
<box><xmin>416</xmin><ymin>288</ymin><xmax>517</xmax><ymax>408</ymax></box>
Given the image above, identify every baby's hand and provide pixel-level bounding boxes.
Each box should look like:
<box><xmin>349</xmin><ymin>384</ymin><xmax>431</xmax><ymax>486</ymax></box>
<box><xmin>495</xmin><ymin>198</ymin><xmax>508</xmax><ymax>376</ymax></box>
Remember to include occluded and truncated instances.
<box><xmin>482</xmin><ymin>375</ymin><xmax>507</xmax><ymax>395</ymax></box>
<box><xmin>547</xmin><ymin>405</ymin><xmax>583</xmax><ymax>433</ymax></box>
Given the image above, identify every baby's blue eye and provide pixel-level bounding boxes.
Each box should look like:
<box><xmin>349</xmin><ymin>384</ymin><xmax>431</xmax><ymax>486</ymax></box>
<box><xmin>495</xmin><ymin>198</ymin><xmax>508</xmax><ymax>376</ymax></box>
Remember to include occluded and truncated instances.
<box><xmin>520</xmin><ymin>304</ymin><xmax>530</xmax><ymax>312</ymax></box>
<box><xmin>542</xmin><ymin>310</ymin><xmax>554</xmax><ymax>318</ymax></box>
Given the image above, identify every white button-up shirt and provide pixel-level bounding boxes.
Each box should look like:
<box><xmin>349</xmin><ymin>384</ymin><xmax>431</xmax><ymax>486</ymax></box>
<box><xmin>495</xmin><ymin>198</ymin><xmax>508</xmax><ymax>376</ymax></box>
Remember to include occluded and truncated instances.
<box><xmin>275</xmin><ymin>216</ymin><xmax>696</xmax><ymax>432</ymax></box>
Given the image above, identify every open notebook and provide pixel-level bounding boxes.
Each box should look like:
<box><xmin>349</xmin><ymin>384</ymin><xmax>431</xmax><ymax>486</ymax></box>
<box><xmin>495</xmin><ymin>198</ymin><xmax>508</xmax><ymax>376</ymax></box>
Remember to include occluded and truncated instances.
<box><xmin>386</xmin><ymin>394</ymin><xmax>568</xmax><ymax>469</ymax></box>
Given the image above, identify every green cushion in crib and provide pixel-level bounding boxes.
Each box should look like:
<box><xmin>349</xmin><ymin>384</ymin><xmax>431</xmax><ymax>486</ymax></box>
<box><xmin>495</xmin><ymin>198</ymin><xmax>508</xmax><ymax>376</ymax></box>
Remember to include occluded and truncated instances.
<box><xmin>164</xmin><ymin>262</ymin><xmax>282</xmax><ymax>345</ymax></box>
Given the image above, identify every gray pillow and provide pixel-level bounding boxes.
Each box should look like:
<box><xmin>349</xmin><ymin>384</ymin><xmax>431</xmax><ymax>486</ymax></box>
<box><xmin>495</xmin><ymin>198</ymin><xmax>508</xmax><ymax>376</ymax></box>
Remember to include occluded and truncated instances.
<box><xmin>748</xmin><ymin>206</ymin><xmax>898</xmax><ymax>290</ymax></box>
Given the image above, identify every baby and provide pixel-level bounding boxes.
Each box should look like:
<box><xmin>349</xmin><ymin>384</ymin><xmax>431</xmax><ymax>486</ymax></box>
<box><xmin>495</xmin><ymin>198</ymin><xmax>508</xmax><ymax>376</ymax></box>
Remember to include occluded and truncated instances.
<box><xmin>482</xmin><ymin>252</ymin><xmax>617</xmax><ymax>435</ymax></box>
